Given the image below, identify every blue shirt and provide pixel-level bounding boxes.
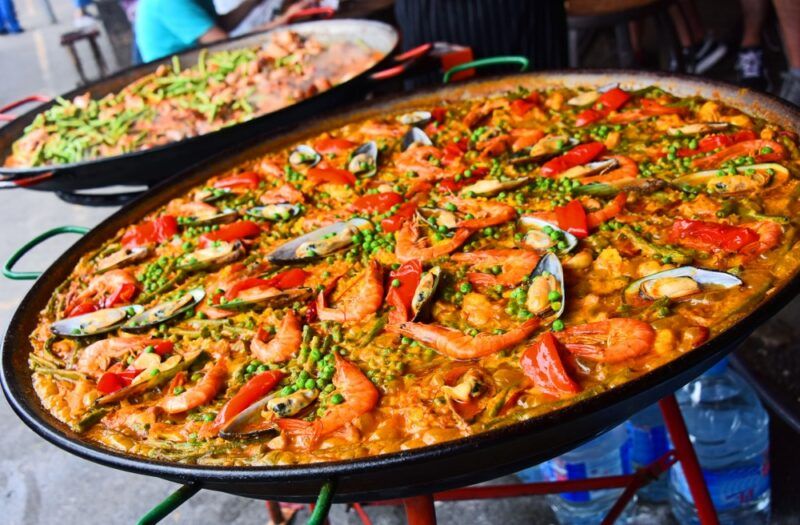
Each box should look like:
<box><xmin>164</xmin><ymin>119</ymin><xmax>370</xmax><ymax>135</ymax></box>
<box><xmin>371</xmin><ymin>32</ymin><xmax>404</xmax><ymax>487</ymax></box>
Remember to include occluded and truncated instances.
<box><xmin>135</xmin><ymin>0</ymin><xmax>217</xmax><ymax>62</ymax></box>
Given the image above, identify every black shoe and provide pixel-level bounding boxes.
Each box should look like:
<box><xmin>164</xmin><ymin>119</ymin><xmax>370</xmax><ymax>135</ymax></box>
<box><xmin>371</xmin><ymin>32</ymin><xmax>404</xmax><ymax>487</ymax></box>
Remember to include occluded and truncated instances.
<box><xmin>693</xmin><ymin>37</ymin><xmax>728</xmax><ymax>74</ymax></box>
<box><xmin>736</xmin><ymin>47</ymin><xmax>769</xmax><ymax>91</ymax></box>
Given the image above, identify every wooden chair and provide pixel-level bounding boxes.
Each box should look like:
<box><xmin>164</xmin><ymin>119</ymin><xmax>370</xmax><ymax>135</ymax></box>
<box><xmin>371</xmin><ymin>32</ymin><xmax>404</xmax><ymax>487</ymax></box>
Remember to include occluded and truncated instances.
<box><xmin>60</xmin><ymin>27</ymin><xmax>109</xmax><ymax>86</ymax></box>
<box><xmin>566</xmin><ymin>0</ymin><xmax>683</xmax><ymax>70</ymax></box>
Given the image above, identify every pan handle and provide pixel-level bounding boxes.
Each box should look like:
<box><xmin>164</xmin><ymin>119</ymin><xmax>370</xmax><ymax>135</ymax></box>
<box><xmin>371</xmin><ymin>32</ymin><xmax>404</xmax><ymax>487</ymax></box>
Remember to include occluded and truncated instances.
<box><xmin>368</xmin><ymin>43</ymin><xmax>435</xmax><ymax>81</ymax></box>
<box><xmin>286</xmin><ymin>6</ymin><xmax>336</xmax><ymax>23</ymax></box>
<box><xmin>442</xmin><ymin>56</ymin><xmax>530</xmax><ymax>84</ymax></box>
<box><xmin>0</xmin><ymin>94</ymin><xmax>51</xmax><ymax>122</ymax></box>
<box><xmin>55</xmin><ymin>189</ymin><xmax>147</xmax><ymax>207</ymax></box>
<box><xmin>3</xmin><ymin>226</ymin><xmax>89</xmax><ymax>280</ymax></box>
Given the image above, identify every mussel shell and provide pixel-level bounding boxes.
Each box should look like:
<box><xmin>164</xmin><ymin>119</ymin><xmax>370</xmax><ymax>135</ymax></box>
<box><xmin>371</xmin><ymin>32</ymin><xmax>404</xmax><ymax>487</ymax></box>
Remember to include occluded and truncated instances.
<box><xmin>180</xmin><ymin>209</ymin><xmax>239</xmax><ymax>227</ymax></box>
<box><xmin>219</xmin><ymin>391</ymin><xmax>279</xmax><ymax>439</ymax></box>
<box><xmin>217</xmin><ymin>287</ymin><xmax>312</xmax><ymax>311</ymax></box>
<box><xmin>673</xmin><ymin>163</ymin><xmax>784</xmax><ymax>195</ymax></box>
<box><xmin>51</xmin><ymin>305</ymin><xmax>144</xmax><ymax>338</ymax></box>
<box><xmin>460</xmin><ymin>177</ymin><xmax>530</xmax><ymax>196</ymax></box>
<box><xmin>518</xmin><ymin>217</ymin><xmax>578</xmax><ymax>253</ymax></box>
<box><xmin>624</xmin><ymin>267</ymin><xmax>742</xmax><ymax>304</ymax></box>
<box><xmin>246</xmin><ymin>203</ymin><xmax>302</xmax><ymax>222</ymax></box>
<box><xmin>417</xmin><ymin>207</ymin><xmax>458</xmax><ymax>231</ymax></box>
<box><xmin>288</xmin><ymin>145</ymin><xmax>321</xmax><ymax>167</ymax></box>
<box><xmin>566</xmin><ymin>83</ymin><xmax>619</xmax><ymax>107</ymax></box>
<box><xmin>267</xmin><ymin>389</ymin><xmax>318</xmax><ymax>417</ymax></box>
<box><xmin>526</xmin><ymin>253</ymin><xmax>565</xmax><ymax>319</ymax></box>
<box><xmin>177</xmin><ymin>240</ymin><xmax>244</xmax><ymax>271</ymax></box>
<box><xmin>268</xmin><ymin>218</ymin><xmax>373</xmax><ymax>263</ymax></box>
<box><xmin>122</xmin><ymin>288</ymin><xmax>205</xmax><ymax>333</ymax></box>
<box><xmin>667</xmin><ymin>122</ymin><xmax>730</xmax><ymax>136</ymax></box>
<box><xmin>348</xmin><ymin>142</ymin><xmax>378</xmax><ymax>177</ymax></box>
<box><xmin>402</xmin><ymin>127</ymin><xmax>433</xmax><ymax>150</ymax></box>
<box><xmin>96</xmin><ymin>246</ymin><xmax>150</xmax><ymax>273</ymax></box>
<box><xmin>397</xmin><ymin>110</ymin><xmax>432</xmax><ymax>127</ymax></box>
<box><xmin>511</xmin><ymin>136</ymin><xmax>578</xmax><ymax>165</ymax></box>
<box><xmin>559</xmin><ymin>158</ymin><xmax>619</xmax><ymax>180</ymax></box>
<box><xmin>195</xmin><ymin>187</ymin><xmax>232</xmax><ymax>203</ymax></box>
<box><xmin>411</xmin><ymin>266</ymin><xmax>441</xmax><ymax>321</ymax></box>
<box><xmin>98</xmin><ymin>350</ymin><xmax>205</xmax><ymax>405</ymax></box>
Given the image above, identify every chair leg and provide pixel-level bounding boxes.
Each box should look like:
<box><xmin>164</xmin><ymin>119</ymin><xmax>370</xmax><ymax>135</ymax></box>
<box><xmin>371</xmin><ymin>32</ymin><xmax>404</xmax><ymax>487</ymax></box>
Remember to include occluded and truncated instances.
<box><xmin>614</xmin><ymin>23</ymin><xmax>636</xmax><ymax>68</ymax></box>
<box><xmin>64</xmin><ymin>43</ymin><xmax>88</xmax><ymax>86</ymax></box>
<box><xmin>568</xmin><ymin>28</ymin><xmax>580</xmax><ymax>68</ymax></box>
<box><xmin>88</xmin><ymin>36</ymin><xmax>108</xmax><ymax>78</ymax></box>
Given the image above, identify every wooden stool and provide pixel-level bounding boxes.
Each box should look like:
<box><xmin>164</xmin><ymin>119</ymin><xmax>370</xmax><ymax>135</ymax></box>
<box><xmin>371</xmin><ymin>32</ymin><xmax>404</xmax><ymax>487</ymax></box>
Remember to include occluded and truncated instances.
<box><xmin>60</xmin><ymin>27</ymin><xmax>109</xmax><ymax>86</ymax></box>
<box><xmin>566</xmin><ymin>0</ymin><xmax>683</xmax><ymax>71</ymax></box>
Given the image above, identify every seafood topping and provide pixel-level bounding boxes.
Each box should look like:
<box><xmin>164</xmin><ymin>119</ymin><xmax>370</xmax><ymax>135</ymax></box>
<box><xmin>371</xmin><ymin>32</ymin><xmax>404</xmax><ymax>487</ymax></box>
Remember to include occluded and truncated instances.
<box><xmin>269</xmin><ymin>218</ymin><xmax>373</xmax><ymax>262</ymax></box>
<box><xmin>122</xmin><ymin>288</ymin><xmax>204</xmax><ymax>332</ymax></box>
<box><xmin>624</xmin><ymin>267</ymin><xmax>742</xmax><ymax>304</ymax></box>
<box><xmin>348</xmin><ymin>142</ymin><xmax>378</xmax><ymax>177</ymax></box>
<box><xmin>526</xmin><ymin>253</ymin><xmax>565</xmax><ymax>319</ymax></box>
<box><xmin>288</xmin><ymin>145</ymin><xmax>321</xmax><ymax>167</ymax></box>
<box><xmin>51</xmin><ymin>305</ymin><xmax>143</xmax><ymax>338</ymax></box>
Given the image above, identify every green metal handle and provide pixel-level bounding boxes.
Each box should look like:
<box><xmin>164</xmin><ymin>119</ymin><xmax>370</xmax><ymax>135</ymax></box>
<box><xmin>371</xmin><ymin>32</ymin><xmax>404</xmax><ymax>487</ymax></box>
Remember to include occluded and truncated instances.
<box><xmin>137</xmin><ymin>484</ymin><xmax>201</xmax><ymax>525</ymax></box>
<box><xmin>3</xmin><ymin>226</ymin><xmax>89</xmax><ymax>280</ymax></box>
<box><xmin>443</xmin><ymin>55</ymin><xmax>530</xmax><ymax>84</ymax></box>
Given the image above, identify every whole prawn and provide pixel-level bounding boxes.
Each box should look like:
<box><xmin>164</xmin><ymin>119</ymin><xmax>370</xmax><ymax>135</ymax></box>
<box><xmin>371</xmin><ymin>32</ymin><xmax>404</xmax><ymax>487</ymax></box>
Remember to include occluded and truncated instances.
<box><xmin>317</xmin><ymin>260</ymin><xmax>384</xmax><ymax>323</ymax></box>
<box><xmin>394</xmin><ymin>219</ymin><xmax>472</xmax><ymax>262</ymax></box>
<box><xmin>453</xmin><ymin>249</ymin><xmax>540</xmax><ymax>288</ymax></box>
<box><xmin>160</xmin><ymin>357</ymin><xmax>228</xmax><ymax>414</ymax></box>
<box><xmin>554</xmin><ymin>318</ymin><xmax>655</xmax><ymax>363</ymax></box>
<box><xmin>251</xmin><ymin>311</ymin><xmax>302</xmax><ymax>363</ymax></box>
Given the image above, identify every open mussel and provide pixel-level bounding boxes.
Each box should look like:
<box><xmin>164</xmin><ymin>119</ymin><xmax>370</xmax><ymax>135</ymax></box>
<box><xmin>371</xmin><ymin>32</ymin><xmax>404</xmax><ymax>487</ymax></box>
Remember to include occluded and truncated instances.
<box><xmin>288</xmin><ymin>145</ymin><xmax>321</xmax><ymax>167</ymax></box>
<box><xmin>177</xmin><ymin>240</ymin><xmax>244</xmax><ymax>271</ymax></box>
<box><xmin>348</xmin><ymin>142</ymin><xmax>378</xmax><ymax>177</ymax></box>
<box><xmin>122</xmin><ymin>288</ymin><xmax>204</xmax><ymax>333</ymax></box>
<box><xmin>525</xmin><ymin>253</ymin><xmax>565</xmax><ymax>319</ymax></box>
<box><xmin>194</xmin><ymin>187</ymin><xmax>232</xmax><ymax>203</ymax></box>
<box><xmin>460</xmin><ymin>177</ymin><xmax>530</xmax><ymax>196</ymax></box>
<box><xmin>411</xmin><ymin>266</ymin><xmax>441</xmax><ymax>321</ymax></box>
<box><xmin>180</xmin><ymin>207</ymin><xmax>239</xmax><ymax>227</ymax></box>
<box><xmin>396</xmin><ymin>110</ymin><xmax>432</xmax><ymax>127</ymax></box>
<box><xmin>519</xmin><ymin>216</ymin><xmax>578</xmax><ymax>253</ymax></box>
<box><xmin>624</xmin><ymin>267</ymin><xmax>742</xmax><ymax>305</ymax></box>
<box><xmin>559</xmin><ymin>158</ymin><xmax>619</xmax><ymax>180</ymax></box>
<box><xmin>246</xmin><ymin>203</ymin><xmax>302</xmax><ymax>222</ymax></box>
<box><xmin>417</xmin><ymin>207</ymin><xmax>458</xmax><ymax>231</ymax></box>
<box><xmin>566</xmin><ymin>83</ymin><xmax>619</xmax><ymax>107</ymax></box>
<box><xmin>218</xmin><ymin>389</ymin><xmax>284</xmax><ymax>439</ymax></box>
<box><xmin>267</xmin><ymin>389</ymin><xmax>318</xmax><ymax>417</ymax></box>
<box><xmin>402</xmin><ymin>127</ymin><xmax>433</xmax><ymax>150</ymax></box>
<box><xmin>96</xmin><ymin>246</ymin><xmax>150</xmax><ymax>273</ymax></box>
<box><xmin>673</xmin><ymin>163</ymin><xmax>786</xmax><ymax>195</ymax></box>
<box><xmin>442</xmin><ymin>367</ymin><xmax>494</xmax><ymax>424</ymax></box>
<box><xmin>667</xmin><ymin>122</ymin><xmax>730</xmax><ymax>136</ymax></box>
<box><xmin>217</xmin><ymin>286</ymin><xmax>312</xmax><ymax>311</ymax></box>
<box><xmin>97</xmin><ymin>350</ymin><xmax>205</xmax><ymax>405</ymax></box>
<box><xmin>268</xmin><ymin>218</ymin><xmax>373</xmax><ymax>263</ymax></box>
<box><xmin>51</xmin><ymin>305</ymin><xmax>144</xmax><ymax>338</ymax></box>
<box><xmin>511</xmin><ymin>135</ymin><xmax>578</xmax><ymax>165</ymax></box>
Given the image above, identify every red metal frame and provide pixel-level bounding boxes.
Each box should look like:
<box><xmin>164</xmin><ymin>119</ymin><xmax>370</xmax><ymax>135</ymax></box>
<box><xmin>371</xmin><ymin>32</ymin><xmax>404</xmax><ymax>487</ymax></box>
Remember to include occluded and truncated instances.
<box><xmin>264</xmin><ymin>393</ymin><xmax>718</xmax><ymax>525</ymax></box>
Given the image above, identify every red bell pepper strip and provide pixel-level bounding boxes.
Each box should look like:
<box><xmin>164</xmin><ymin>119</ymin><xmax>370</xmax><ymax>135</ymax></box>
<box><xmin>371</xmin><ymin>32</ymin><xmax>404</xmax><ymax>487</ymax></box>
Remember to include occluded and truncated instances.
<box><xmin>152</xmin><ymin>341</ymin><xmax>174</xmax><ymax>356</ymax></box>
<box><xmin>353</xmin><ymin>192</ymin><xmax>404</xmax><ymax>214</ymax></box>
<box><xmin>67</xmin><ymin>301</ymin><xmax>97</xmax><ymax>318</ymax></box>
<box><xmin>692</xmin><ymin>139</ymin><xmax>785</xmax><ymax>169</ymax></box>
<box><xmin>640</xmin><ymin>98</ymin><xmax>687</xmax><ymax>116</ymax></box>
<box><xmin>442</xmin><ymin>139</ymin><xmax>469</xmax><ymax>165</ymax></box>
<box><xmin>677</xmin><ymin>129</ymin><xmax>758</xmax><ymax>157</ymax></box>
<box><xmin>574</xmin><ymin>108</ymin><xmax>604</xmax><ymax>127</ymax></box>
<box><xmin>307</xmin><ymin>167</ymin><xmax>357</xmax><ymax>186</ymax></box>
<box><xmin>97</xmin><ymin>366</ymin><xmax>142</xmax><ymax>394</ymax></box>
<box><xmin>595</xmin><ymin>87</ymin><xmax>630</xmax><ymax>112</ymax></box>
<box><xmin>381</xmin><ymin>201</ymin><xmax>418</xmax><ymax>233</ymax></box>
<box><xmin>431</xmin><ymin>107</ymin><xmax>447</xmax><ymax>124</ymax></box>
<box><xmin>104</xmin><ymin>282</ymin><xmax>138</xmax><ymax>308</ymax></box>
<box><xmin>510</xmin><ymin>93</ymin><xmax>541</xmax><ymax>116</ymax></box>
<box><xmin>668</xmin><ymin>219</ymin><xmax>759</xmax><ymax>253</ymax></box>
<box><xmin>541</xmin><ymin>142</ymin><xmax>606</xmax><ymax>178</ymax></box>
<box><xmin>314</xmin><ymin>138</ymin><xmax>356</xmax><ymax>154</ymax></box>
<box><xmin>224</xmin><ymin>269</ymin><xmax>309</xmax><ymax>300</ymax></box>
<box><xmin>199</xmin><ymin>220</ymin><xmax>261</xmax><ymax>247</ymax></box>
<box><xmin>438</xmin><ymin>167</ymin><xmax>488</xmax><ymax>193</ymax></box>
<box><xmin>213</xmin><ymin>172</ymin><xmax>260</xmax><ymax>190</ymax></box>
<box><xmin>385</xmin><ymin>260</ymin><xmax>422</xmax><ymax>324</ymax></box>
<box><xmin>555</xmin><ymin>200</ymin><xmax>589</xmax><ymax>239</ymax></box>
<box><xmin>121</xmin><ymin>215</ymin><xmax>178</xmax><ymax>249</ymax></box>
<box><xmin>211</xmin><ymin>371</ymin><xmax>285</xmax><ymax>432</ymax></box>
<box><xmin>520</xmin><ymin>332</ymin><xmax>580</xmax><ymax>397</ymax></box>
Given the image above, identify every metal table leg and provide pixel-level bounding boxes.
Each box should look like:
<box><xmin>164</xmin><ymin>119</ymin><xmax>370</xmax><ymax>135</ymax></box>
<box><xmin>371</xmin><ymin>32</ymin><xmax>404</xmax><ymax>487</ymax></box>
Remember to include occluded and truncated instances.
<box><xmin>403</xmin><ymin>495</ymin><xmax>436</xmax><ymax>525</ymax></box>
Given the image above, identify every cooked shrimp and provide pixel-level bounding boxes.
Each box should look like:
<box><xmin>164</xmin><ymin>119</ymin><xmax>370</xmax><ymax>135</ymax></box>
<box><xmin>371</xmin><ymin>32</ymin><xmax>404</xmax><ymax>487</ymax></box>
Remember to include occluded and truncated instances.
<box><xmin>68</xmin><ymin>269</ymin><xmax>138</xmax><ymax>313</ymax></box>
<box><xmin>260</xmin><ymin>184</ymin><xmax>305</xmax><ymax>204</ymax></box>
<box><xmin>395</xmin><ymin>219</ymin><xmax>472</xmax><ymax>262</ymax></box>
<box><xmin>510</xmin><ymin>128</ymin><xmax>545</xmax><ymax>152</ymax></box>
<box><xmin>160</xmin><ymin>358</ymin><xmax>228</xmax><ymax>414</ymax></box>
<box><xmin>578</xmin><ymin>156</ymin><xmax>638</xmax><ymax>185</ymax></box>
<box><xmin>586</xmin><ymin>193</ymin><xmax>627</xmax><ymax>229</ymax></box>
<box><xmin>394</xmin><ymin>144</ymin><xmax>446</xmax><ymax>180</ymax></box>
<box><xmin>317</xmin><ymin>260</ymin><xmax>384</xmax><ymax>323</ymax></box>
<box><xmin>477</xmin><ymin>135</ymin><xmax>510</xmax><ymax>158</ymax></box>
<box><xmin>387</xmin><ymin>318</ymin><xmax>540</xmax><ymax>360</ymax></box>
<box><xmin>555</xmin><ymin>318</ymin><xmax>655</xmax><ymax>363</ymax></box>
<box><xmin>78</xmin><ymin>336</ymin><xmax>156</xmax><ymax>378</ymax></box>
<box><xmin>741</xmin><ymin>220</ymin><xmax>783</xmax><ymax>256</ymax></box>
<box><xmin>166</xmin><ymin>200</ymin><xmax>218</xmax><ymax>218</ymax></box>
<box><xmin>463</xmin><ymin>100</ymin><xmax>505</xmax><ymax>129</ymax></box>
<box><xmin>277</xmin><ymin>354</ymin><xmax>378</xmax><ymax>449</ymax></box>
<box><xmin>693</xmin><ymin>139</ymin><xmax>785</xmax><ymax>169</ymax></box>
<box><xmin>447</xmin><ymin>198</ymin><xmax>517</xmax><ymax>230</ymax></box>
<box><xmin>453</xmin><ymin>249</ymin><xmax>540</xmax><ymax>288</ymax></box>
<box><xmin>251</xmin><ymin>311</ymin><xmax>302</xmax><ymax>363</ymax></box>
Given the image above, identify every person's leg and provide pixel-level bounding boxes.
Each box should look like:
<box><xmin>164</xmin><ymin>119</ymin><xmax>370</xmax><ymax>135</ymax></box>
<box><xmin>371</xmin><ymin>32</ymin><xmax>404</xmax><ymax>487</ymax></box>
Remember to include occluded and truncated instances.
<box><xmin>774</xmin><ymin>0</ymin><xmax>800</xmax><ymax>103</ymax></box>
<box><xmin>737</xmin><ymin>0</ymin><xmax>769</xmax><ymax>90</ymax></box>
<box><xmin>671</xmin><ymin>0</ymin><xmax>727</xmax><ymax>74</ymax></box>
<box><xmin>0</xmin><ymin>0</ymin><xmax>23</xmax><ymax>33</ymax></box>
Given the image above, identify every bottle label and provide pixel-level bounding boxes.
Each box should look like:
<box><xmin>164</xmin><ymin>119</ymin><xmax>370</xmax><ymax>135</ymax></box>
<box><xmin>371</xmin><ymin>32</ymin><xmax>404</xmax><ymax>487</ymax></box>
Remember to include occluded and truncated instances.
<box><xmin>541</xmin><ymin>441</ymin><xmax>632</xmax><ymax>503</ymax></box>
<box><xmin>629</xmin><ymin>424</ymin><xmax>669</xmax><ymax>467</ymax></box>
<box><xmin>671</xmin><ymin>451</ymin><xmax>771</xmax><ymax>511</ymax></box>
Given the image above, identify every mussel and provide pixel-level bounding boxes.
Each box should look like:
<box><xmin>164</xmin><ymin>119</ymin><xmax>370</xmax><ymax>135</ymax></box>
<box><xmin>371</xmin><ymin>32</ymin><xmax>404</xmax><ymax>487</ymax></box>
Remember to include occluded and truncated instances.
<box><xmin>96</xmin><ymin>246</ymin><xmax>150</xmax><ymax>273</ymax></box>
<box><xmin>180</xmin><ymin>208</ymin><xmax>239</xmax><ymax>227</ymax></box>
<box><xmin>624</xmin><ymin>267</ymin><xmax>742</xmax><ymax>305</ymax></box>
<box><xmin>267</xmin><ymin>389</ymin><xmax>318</xmax><ymax>417</ymax></box>
<box><xmin>246</xmin><ymin>203</ymin><xmax>302</xmax><ymax>222</ymax></box>
<box><xmin>460</xmin><ymin>177</ymin><xmax>530</xmax><ymax>196</ymax></box>
<box><xmin>566</xmin><ymin>83</ymin><xmax>619</xmax><ymax>107</ymax></box>
<box><xmin>177</xmin><ymin>240</ymin><xmax>244</xmax><ymax>271</ymax></box>
<box><xmin>417</xmin><ymin>207</ymin><xmax>459</xmax><ymax>231</ymax></box>
<box><xmin>50</xmin><ymin>305</ymin><xmax>144</xmax><ymax>338</ymax></box>
<box><xmin>97</xmin><ymin>350</ymin><xmax>205</xmax><ymax>405</ymax></box>
<box><xmin>348</xmin><ymin>142</ymin><xmax>378</xmax><ymax>177</ymax></box>
<box><xmin>673</xmin><ymin>163</ymin><xmax>786</xmax><ymax>195</ymax></box>
<box><xmin>396</xmin><ymin>110</ymin><xmax>432</xmax><ymax>127</ymax></box>
<box><xmin>518</xmin><ymin>216</ymin><xmax>578</xmax><ymax>253</ymax></box>
<box><xmin>122</xmin><ymin>288</ymin><xmax>204</xmax><ymax>333</ymax></box>
<box><xmin>217</xmin><ymin>286</ymin><xmax>312</xmax><ymax>311</ymax></box>
<box><xmin>194</xmin><ymin>187</ymin><xmax>231</xmax><ymax>203</ymax></box>
<box><xmin>219</xmin><ymin>391</ymin><xmax>279</xmax><ymax>439</ymax></box>
<box><xmin>442</xmin><ymin>367</ymin><xmax>494</xmax><ymax>424</ymax></box>
<box><xmin>559</xmin><ymin>158</ymin><xmax>619</xmax><ymax>180</ymax></box>
<box><xmin>510</xmin><ymin>135</ymin><xmax>578</xmax><ymax>165</ymax></box>
<box><xmin>288</xmin><ymin>145</ymin><xmax>321</xmax><ymax>167</ymax></box>
<box><xmin>411</xmin><ymin>266</ymin><xmax>441</xmax><ymax>321</ymax></box>
<box><xmin>525</xmin><ymin>253</ymin><xmax>565</xmax><ymax>319</ymax></box>
<box><xmin>667</xmin><ymin>122</ymin><xmax>730</xmax><ymax>136</ymax></box>
<box><xmin>402</xmin><ymin>127</ymin><xmax>433</xmax><ymax>150</ymax></box>
<box><xmin>268</xmin><ymin>218</ymin><xmax>373</xmax><ymax>263</ymax></box>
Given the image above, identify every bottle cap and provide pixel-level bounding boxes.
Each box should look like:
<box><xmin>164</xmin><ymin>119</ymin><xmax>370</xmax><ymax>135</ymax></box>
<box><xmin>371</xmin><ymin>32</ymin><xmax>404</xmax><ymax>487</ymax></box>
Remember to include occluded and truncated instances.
<box><xmin>703</xmin><ymin>357</ymin><xmax>729</xmax><ymax>376</ymax></box>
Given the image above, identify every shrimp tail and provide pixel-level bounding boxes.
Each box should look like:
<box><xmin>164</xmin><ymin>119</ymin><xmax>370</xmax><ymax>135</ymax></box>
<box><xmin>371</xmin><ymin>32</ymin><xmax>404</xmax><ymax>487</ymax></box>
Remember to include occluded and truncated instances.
<box><xmin>277</xmin><ymin>418</ymin><xmax>321</xmax><ymax>448</ymax></box>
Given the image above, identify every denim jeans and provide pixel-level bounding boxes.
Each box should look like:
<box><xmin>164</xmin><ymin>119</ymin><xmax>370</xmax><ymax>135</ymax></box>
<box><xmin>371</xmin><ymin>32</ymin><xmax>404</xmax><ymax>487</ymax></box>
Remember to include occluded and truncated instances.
<box><xmin>0</xmin><ymin>0</ymin><xmax>22</xmax><ymax>32</ymax></box>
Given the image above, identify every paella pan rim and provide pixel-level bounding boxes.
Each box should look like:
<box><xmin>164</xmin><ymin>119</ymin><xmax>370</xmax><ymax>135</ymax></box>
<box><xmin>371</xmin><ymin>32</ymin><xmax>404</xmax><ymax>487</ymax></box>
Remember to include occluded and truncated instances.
<box><xmin>3</xmin><ymin>70</ymin><xmax>800</xmax><ymax>499</ymax></box>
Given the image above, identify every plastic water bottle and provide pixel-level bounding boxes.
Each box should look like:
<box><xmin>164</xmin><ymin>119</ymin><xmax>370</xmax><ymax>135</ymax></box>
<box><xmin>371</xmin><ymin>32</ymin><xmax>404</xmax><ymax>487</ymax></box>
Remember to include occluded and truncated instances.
<box><xmin>516</xmin><ymin>463</ymin><xmax>543</xmax><ymax>483</ymax></box>
<box><xmin>541</xmin><ymin>424</ymin><xmax>633</xmax><ymax>524</ymax></box>
<box><xmin>626</xmin><ymin>403</ymin><xmax>670</xmax><ymax>502</ymax></box>
<box><xmin>670</xmin><ymin>358</ymin><xmax>771</xmax><ymax>524</ymax></box>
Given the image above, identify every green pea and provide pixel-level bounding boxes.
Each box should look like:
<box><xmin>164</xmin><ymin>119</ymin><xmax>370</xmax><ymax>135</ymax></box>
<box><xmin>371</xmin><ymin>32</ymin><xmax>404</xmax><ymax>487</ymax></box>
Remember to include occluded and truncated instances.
<box><xmin>391</xmin><ymin>278</ymin><xmax>401</xmax><ymax>288</ymax></box>
<box><xmin>552</xmin><ymin>319</ymin><xmax>565</xmax><ymax>331</ymax></box>
<box><xmin>330</xmin><ymin>393</ymin><xmax>345</xmax><ymax>405</ymax></box>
